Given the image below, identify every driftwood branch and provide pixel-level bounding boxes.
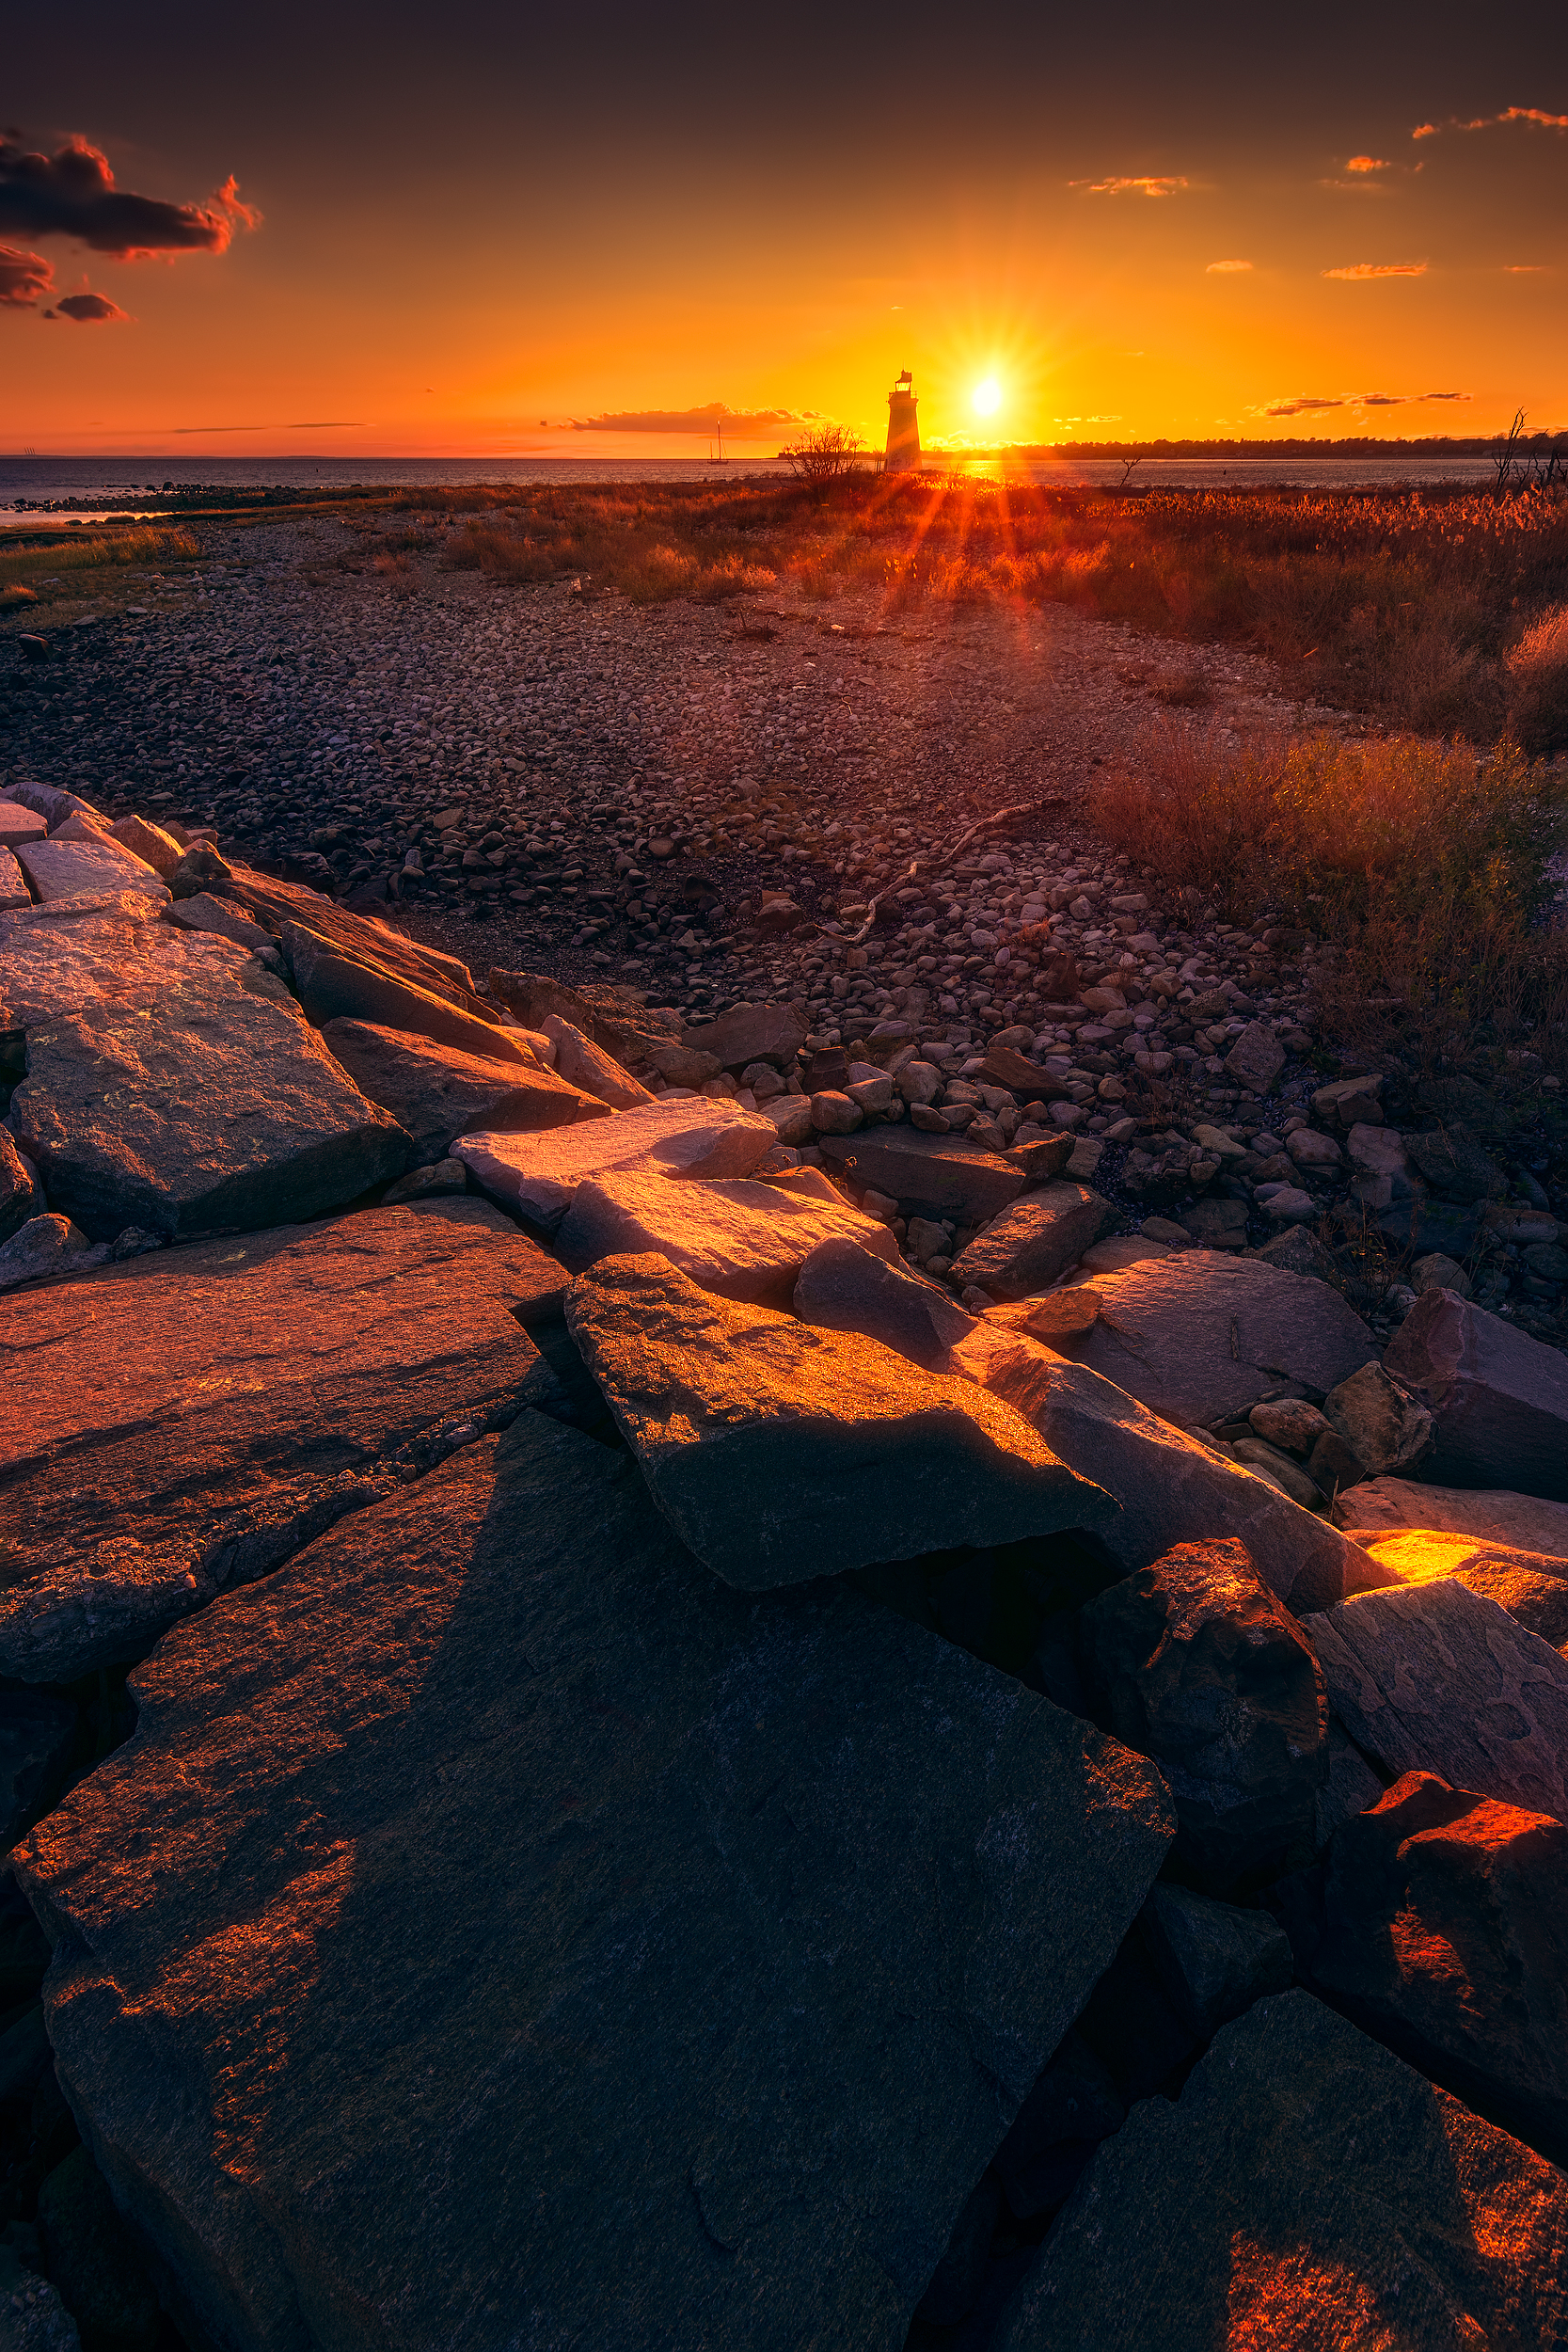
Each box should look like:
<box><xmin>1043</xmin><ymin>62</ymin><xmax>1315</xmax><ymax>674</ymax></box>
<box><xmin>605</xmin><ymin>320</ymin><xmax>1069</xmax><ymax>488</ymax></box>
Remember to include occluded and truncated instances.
<box><xmin>847</xmin><ymin>793</ymin><xmax>1069</xmax><ymax>946</ymax></box>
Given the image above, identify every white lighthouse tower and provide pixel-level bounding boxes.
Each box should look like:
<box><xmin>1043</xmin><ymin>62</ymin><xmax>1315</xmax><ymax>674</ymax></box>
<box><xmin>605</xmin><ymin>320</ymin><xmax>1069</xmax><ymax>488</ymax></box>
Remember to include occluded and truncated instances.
<box><xmin>885</xmin><ymin>369</ymin><xmax>920</xmax><ymax>473</ymax></box>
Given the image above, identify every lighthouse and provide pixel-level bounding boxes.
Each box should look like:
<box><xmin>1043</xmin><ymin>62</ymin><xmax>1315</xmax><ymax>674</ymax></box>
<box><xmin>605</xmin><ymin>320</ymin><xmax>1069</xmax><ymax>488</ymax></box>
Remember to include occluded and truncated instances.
<box><xmin>885</xmin><ymin>369</ymin><xmax>920</xmax><ymax>473</ymax></box>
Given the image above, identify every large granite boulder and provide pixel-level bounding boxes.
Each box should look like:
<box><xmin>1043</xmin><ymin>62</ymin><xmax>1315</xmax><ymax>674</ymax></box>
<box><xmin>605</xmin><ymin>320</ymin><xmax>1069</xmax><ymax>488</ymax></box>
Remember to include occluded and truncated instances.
<box><xmin>557</xmin><ymin>1169</ymin><xmax>901</xmax><ymax>1308</ymax></box>
<box><xmin>1385</xmin><ymin>1286</ymin><xmax>1568</xmax><ymax>1499</ymax></box>
<box><xmin>1345</xmin><ymin>1477</ymin><xmax>1568</xmax><ymax>1560</ymax></box>
<box><xmin>946</xmin><ymin>1325</ymin><xmax>1389</xmax><ymax>1613</ymax></box>
<box><xmin>1053</xmin><ymin>1255</ymin><xmax>1378</xmax><ymax>1430</ymax></box>
<box><xmin>15</xmin><ymin>1411</ymin><xmax>1173</xmax><ymax>2352</ymax></box>
<box><xmin>1302</xmin><ymin>1581</ymin><xmax>1568</xmax><ymax>1826</ymax></box>
<box><xmin>793</xmin><ymin>1236</ymin><xmax>976</xmax><ymax>1369</ymax></box>
<box><xmin>815</xmin><ymin>1128</ymin><xmax>1026</xmax><ymax>1226</ymax></box>
<box><xmin>0</xmin><ymin>893</ymin><xmax>199</xmax><ymax>1044</ymax></box>
<box><xmin>455</xmin><ymin>1096</ymin><xmax>776</xmax><ymax>1230</ymax></box>
<box><xmin>217</xmin><ymin>864</ymin><xmax>484</xmax><ymax>1008</ymax></box>
<box><xmin>948</xmin><ymin>1184</ymin><xmax>1113</xmax><ymax>1302</ymax></box>
<box><xmin>0</xmin><ymin>1200</ymin><xmax>557</xmax><ymax>1680</ymax></box>
<box><xmin>1279</xmin><ymin>1771</ymin><xmax>1568</xmax><ymax>2164</ymax></box>
<box><xmin>565</xmin><ymin>1253</ymin><xmax>1117</xmax><ymax>1588</ymax></box>
<box><xmin>993</xmin><ymin>1992</ymin><xmax>1568</xmax><ymax>2352</ymax></box>
<box><xmin>319</xmin><ymin>1017</ymin><xmax>604</xmax><ymax>1160</ymax></box>
<box><xmin>1079</xmin><ymin>1537</ymin><xmax>1327</xmax><ymax>1887</ymax></box>
<box><xmin>7</xmin><ymin>942</ymin><xmax>411</xmax><ymax>1242</ymax></box>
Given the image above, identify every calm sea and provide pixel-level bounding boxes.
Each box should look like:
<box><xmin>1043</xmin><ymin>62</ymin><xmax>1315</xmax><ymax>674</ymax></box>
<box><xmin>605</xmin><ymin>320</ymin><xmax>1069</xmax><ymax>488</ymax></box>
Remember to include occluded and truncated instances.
<box><xmin>0</xmin><ymin>449</ymin><xmax>1504</xmax><ymax>526</ymax></box>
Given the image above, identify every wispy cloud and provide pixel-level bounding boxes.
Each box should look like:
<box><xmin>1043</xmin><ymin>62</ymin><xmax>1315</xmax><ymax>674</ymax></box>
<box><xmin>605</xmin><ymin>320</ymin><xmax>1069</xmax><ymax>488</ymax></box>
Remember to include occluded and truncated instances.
<box><xmin>0</xmin><ymin>241</ymin><xmax>51</xmax><ymax>307</ymax></box>
<box><xmin>569</xmin><ymin>404</ymin><xmax>815</xmax><ymax>434</ymax></box>
<box><xmin>46</xmin><ymin>290</ymin><xmax>129</xmax><ymax>322</ymax></box>
<box><xmin>1206</xmin><ymin>258</ymin><xmax>1252</xmax><ymax>273</ymax></box>
<box><xmin>1415</xmin><ymin>106</ymin><xmax>1568</xmax><ymax>138</ymax></box>
<box><xmin>1070</xmin><ymin>175</ymin><xmax>1189</xmax><ymax>197</ymax></box>
<box><xmin>1345</xmin><ymin>155</ymin><xmax>1392</xmax><ymax>172</ymax></box>
<box><xmin>0</xmin><ymin>135</ymin><xmax>260</xmax><ymax>259</ymax></box>
<box><xmin>1257</xmin><ymin>388</ymin><xmax>1468</xmax><ymax>417</ymax></box>
<box><xmin>1502</xmin><ymin>262</ymin><xmax>1547</xmax><ymax>272</ymax></box>
<box><xmin>1323</xmin><ymin>260</ymin><xmax>1428</xmax><ymax>278</ymax></box>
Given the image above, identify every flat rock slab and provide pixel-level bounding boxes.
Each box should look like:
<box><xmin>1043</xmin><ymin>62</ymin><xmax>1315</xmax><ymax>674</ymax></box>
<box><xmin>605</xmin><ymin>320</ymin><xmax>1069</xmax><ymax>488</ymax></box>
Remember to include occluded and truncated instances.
<box><xmin>1302</xmin><ymin>1581</ymin><xmax>1568</xmax><ymax>1826</ymax></box>
<box><xmin>994</xmin><ymin>1991</ymin><xmax>1568</xmax><ymax>2352</ymax></box>
<box><xmin>0</xmin><ymin>896</ymin><xmax>206</xmax><ymax>1042</ymax></box>
<box><xmin>8</xmin><ymin>945</ymin><xmax>410</xmax><ymax>1243</ymax></box>
<box><xmin>0</xmin><ymin>1200</ymin><xmax>554</xmax><ymax>1681</ymax></box>
<box><xmin>320</xmin><ymin>1018</ymin><xmax>605</xmax><ymax>1161</ymax></box>
<box><xmin>950</xmin><ymin>1184</ymin><xmax>1112</xmax><ymax>1301</ymax></box>
<box><xmin>219</xmin><ymin>866</ymin><xmax>483</xmax><ymax>1008</ymax></box>
<box><xmin>15</xmin><ymin>1411</ymin><xmax>1172</xmax><ymax>2352</ymax></box>
<box><xmin>557</xmin><ymin>1169</ymin><xmax>901</xmax><ymax>1309</ymax></box>
<box><xmin>793</xmin><ymin>1235</ymin><xmax>977</xmax><ymax>1370</ymax></box>
<box><xmin>1354</xmin><ymin>1532</ymin><xmax>1568</xmax><ymax>1654</ymax></box>
<box><xmin>567</xmin><ymin>1253</ymin><xmax>1116</xmax><ymax>1587</ymax></box>
<box><xmin>455</xmin><ymin>1096</ymin><xmax>776</xmax><ymax>1231</ymax></box>
<box><xmin>0</xmin><ymin>803</ymin><xmax>49</xmax><ymax>848</ymax></box>
<box><xmin>948</xmin><ymin>1325</ymin><xmax>1391</xmax><ymax>1614</ymax></box>
<box><xmin>1346</xmin><ymin>1478</ymin><xmax>1568</xmax><ymax>1561</ymax></box>
<box><xmin>1056</xmin><ymin>1255</ymin><xmax>1378</xmax><ymax>1430</ymax></box>
<box><xmin>816</xmin><ymin>1128</ymin><xmax>1026</xmax><ymax>1225</ymax></box>
<box><xmin>15</xmin><ymin>838</ymin><xmax>167</xmax><ymax>906</ymax></box>
<box><xmin>1385</xmin><ymin>1287</ymin><xmax>1568</xmax><ymax>1500</ymax></box>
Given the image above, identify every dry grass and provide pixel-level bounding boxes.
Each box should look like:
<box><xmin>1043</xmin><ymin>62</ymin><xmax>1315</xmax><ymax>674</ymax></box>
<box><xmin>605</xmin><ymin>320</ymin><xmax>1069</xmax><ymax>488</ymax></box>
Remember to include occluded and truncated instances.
<box><xmin>0</xmin><ymin>526</ymin><xmax>201</xmax><ymax>607</ymax></box>
<box><xmin>353</xmin><ymin>475</ymin><xmax>1568</xmax><ymax>747</ymax></box>
<box><xmin>1093</xmin><ymin>726</ymin><xmax>1568</xmax><ymax>1087</ymax></box>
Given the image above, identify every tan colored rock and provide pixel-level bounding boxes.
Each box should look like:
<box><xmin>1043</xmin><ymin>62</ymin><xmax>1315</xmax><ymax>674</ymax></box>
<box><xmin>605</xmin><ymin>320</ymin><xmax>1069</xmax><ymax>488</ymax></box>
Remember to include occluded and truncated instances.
<box><xmin>557</xmin><ymin>1168</ymin><xmax>900</xmax><ymax>1309</ymax></box>
<box><xmin>0</xmin><ymin>846</ymin><xmax>29</xmax><ymax>911</ymax></box>
<box><xmin>15</xmin><ymin>836</ymin><xmax>167</xmax><ymax>905</ymax></box>
<box><xmin>989</xmin><ymin>1288</ymin><xmax>1104</xmax><ymax>1347</ymax></box>
<box><xmin>793</xmin><ymin>1236</ymin><xmax>976</xmax><ymax>1368</ymax></box>
<box><xmin>283</xmin><ymin>922</ymin><xmax>533</xmax><ymax>1066</ymax></box>
<box><xmin>1053</xmin><ymin>1255</ymin><xmax>1377</xmax><ymax>1431</ymax></box>
<box><xmin>1303</xmin><ymin>1580</ymin><xmax>1568</xmax><ymax>1826</ymax></box>
<box><xmin>1345</xmin><ymin>1479</ymin><xmax>1568</xmax><ymax>1561</ymax></box>
<box><xmin>165</xmin><ymin>892</ymin><xmax>279</xmax><ymax>958</ymax></box>
<box><xmin>950</xmin><ymin>1184</ymin><xmax>1113</xmax><ymax>1302</ymax></box>
<box><xmin>107</xmin><ymin>813</ymin><xmax>183</xmax><ymax>878</ymax></box>
<box><xmin>0</xmin><ymin>801</ymin><xmax>48</xmax><ymax>849</ymax></box>
<box><xmin>0</xmin><ymin>893</ymin><xmax>190</xmax><ymax>1041</ymax></box>
<box><xmin>540</xmin><ymin>1012</ymin><xmax>653</xmax><ymax>1109</ymax></box>
<box><xmin>320</xmin><ymin>1019</ymin><xmax>603</xmax><ymax>1162</ymax></box>
<box><xmin>0</xmin><ymin>1200</ymin><xmax>557</xmax><ymax>1681</ymax></box>
<box><xmin>1323</xmin><ymin>1359</ymin><xmax>1433</xmax><ymax>1480</ymax></box>
<box><xmin>567</xmin><ymin>1253</ymin><xmax>1117</xmax><ymax>1588</ymax></box>
<box><xmin>454</xmin><ymin>1097</ymin><xmax>776</xmax><ymax>1231</ymax></box>
<box><xmin>947</xmin><ymin>1324</ymin><xmax>1392</xmax><ymax>1614</ymax></box>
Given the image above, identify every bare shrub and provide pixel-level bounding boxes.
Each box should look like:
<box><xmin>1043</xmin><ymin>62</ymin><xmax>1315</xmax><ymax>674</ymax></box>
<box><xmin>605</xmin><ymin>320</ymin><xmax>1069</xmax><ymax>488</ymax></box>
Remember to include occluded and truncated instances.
<box><xmin>1148</xmin><ymin>670</ymin><xmax>1213</xmax><ymax>708</ymax></box>
<box><xmin>779</xmin><ymin>423</ymin><xmax>866</xmax><ymax>485</ymax></box>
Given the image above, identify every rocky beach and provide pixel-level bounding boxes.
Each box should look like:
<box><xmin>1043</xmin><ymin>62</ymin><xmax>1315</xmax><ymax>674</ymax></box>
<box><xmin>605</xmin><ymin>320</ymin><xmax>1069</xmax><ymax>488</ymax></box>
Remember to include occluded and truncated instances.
<box><xmin>1</xmin><ymin>513</ymin><xmax>1566</xmax><ymax>2349</ymax></box>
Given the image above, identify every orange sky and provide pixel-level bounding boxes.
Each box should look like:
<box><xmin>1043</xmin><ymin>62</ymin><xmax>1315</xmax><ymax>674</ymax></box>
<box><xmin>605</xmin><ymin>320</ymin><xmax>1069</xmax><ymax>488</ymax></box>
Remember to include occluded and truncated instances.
<box><xmin>4</xmin><ymin>4</ymin><xmax>1565</xmax><ymax>456</ymax></box>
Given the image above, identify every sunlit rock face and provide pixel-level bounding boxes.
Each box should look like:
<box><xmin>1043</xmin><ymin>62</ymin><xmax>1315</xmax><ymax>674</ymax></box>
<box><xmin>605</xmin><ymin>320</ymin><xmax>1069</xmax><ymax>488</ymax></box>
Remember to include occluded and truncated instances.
<box><xmin>565</xmin><ymin>1251</ymin><xmax>1115</xmax><ymax>1587</ymax></box>
<box><xmin>15</xmin><ymin>1411</ymin><xmax>1172</xmax><ymax>2352</ymax></box>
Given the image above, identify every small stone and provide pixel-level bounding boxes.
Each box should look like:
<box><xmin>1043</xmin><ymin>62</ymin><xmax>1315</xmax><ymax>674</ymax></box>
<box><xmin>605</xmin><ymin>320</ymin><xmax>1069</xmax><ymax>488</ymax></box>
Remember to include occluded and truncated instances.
<box><xmin>1286</xmin><ymin>1127</ymin><xmax>1342</xmax><ymax>1170</ymax></box>
<box><xmin>810</xmin><ymin>1089</ymin><xmax>862</xmax><ymax>1134</ymax></box>
<box><xmin>1232</xmin><ymin>1438</ymin><xmax>1323</xmax><ymax>1510</ymax></box>
<box><xmin>1223</xmin><ymin>1021</ymin><xmax>1285</xmax><ymax>1095</ymax></box>
<box><xmin>1312</xmin><ymin>1073</ymin><xmax>1384</xmax><ymax>1127</ymax></box>
<box><xmin>1178</xmin><ymin>1199</ymin><xmax>1248</xmax><ymax>1249</ymax></box>
<box><xmin>382</xmin><ymin>1158</ymin><xmax>468</xmax><ymax>1204</ymax></box>
<box><xmin>910</xmin><ymin>1102</ymin><xmax>951</xmax><ymax>1132</ymax></box>
<box><xmin>1413</xmin><ymin>1250</ymin><xmax>1471</xmax><ymax>1296</ymax></box>
<box><xmin>1260</xmin><ymin>1184</ymin><xmax>1316</xmax><ymax>1225</ymax></box>
<box><xmin>1248</xmin><ymin>1398</ymin><xmax>1331</xmax><ymax>1454</ymax></box>
<box><xmin>950</xmin><ymin>1184</ymin><xmax>1113</xmax><ymax>1301</ymax></box>
<box><xmin>0</xmin><ymin>1215</ymin><xmax>100</xmax><ymax>1294</ymax></box>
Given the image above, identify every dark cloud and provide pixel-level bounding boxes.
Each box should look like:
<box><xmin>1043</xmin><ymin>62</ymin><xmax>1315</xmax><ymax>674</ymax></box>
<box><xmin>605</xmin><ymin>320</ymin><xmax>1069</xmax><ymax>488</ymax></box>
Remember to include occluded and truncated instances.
<box><xmin>570</xmin><ymin>404</ymin><xmax>817</xmax><ymax>433</ymax></box>
<box><xmin>0</xmin><ymin>240</ymin><xmax>51</xmax><ymax>305</ymax></box>
<box><xmin>50</xmin><ymin>289</ymin><xmax>129</xmax><ymax>321</ymax></box>
<box><xmin>0</xmin><ymin>135</ymin><xmax>260</xmax><ymax>258</ymax></box>
<box><xmin>1263</xmin><ymin>393</ymin><xmax>1345</xmax><ymax>416</ymax></box>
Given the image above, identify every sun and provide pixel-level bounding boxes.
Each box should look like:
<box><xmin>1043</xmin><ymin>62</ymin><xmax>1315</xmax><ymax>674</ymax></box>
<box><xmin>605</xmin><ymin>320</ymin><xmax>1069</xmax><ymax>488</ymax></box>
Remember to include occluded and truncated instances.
<box><xmin>972</xmin><ymin>377</ymin><xmax>1002</xmax><ymax>418</ymax></box>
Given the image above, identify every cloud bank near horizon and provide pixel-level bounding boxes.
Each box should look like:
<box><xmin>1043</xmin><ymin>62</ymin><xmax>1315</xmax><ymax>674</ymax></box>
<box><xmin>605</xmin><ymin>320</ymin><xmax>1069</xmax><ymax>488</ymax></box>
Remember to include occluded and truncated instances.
<box><xmin>568</xmin><ymin>404</ymin><xmax>819</xmax><ymax>434</ymax></box>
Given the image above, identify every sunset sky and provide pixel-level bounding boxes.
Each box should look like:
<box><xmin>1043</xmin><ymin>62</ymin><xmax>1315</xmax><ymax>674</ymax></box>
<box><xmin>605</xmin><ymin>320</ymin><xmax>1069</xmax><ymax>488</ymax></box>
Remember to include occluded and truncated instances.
<box><xmin>5</xmin><ymin>0</ymin><xmax>1565</xmax><ymax>457</ymax></box>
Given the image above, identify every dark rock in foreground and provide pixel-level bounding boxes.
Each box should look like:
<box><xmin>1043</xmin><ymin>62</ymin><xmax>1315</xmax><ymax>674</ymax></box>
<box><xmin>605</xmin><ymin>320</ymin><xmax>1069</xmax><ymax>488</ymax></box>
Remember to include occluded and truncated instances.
<box><xmin>0</xmin><ymin>1199</ymin><xmax>556</xmax><ymax>1680</ymax></box>
<box><xmin>995</xmin><ymin>1992</ymin><xmax>1568</xmax><ymax>2350</ymax></box>
<box><xmin>17</xmin><ymin>1412</ymin><xmax>1173</xmax><ymax>2352</ymax></box>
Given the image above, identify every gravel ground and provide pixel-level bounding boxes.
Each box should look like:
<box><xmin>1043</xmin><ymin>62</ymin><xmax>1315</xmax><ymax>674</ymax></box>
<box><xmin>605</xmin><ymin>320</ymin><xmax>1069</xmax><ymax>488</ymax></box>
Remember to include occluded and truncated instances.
<box><xmin>4</xmin><ymin>508</ymin><xmax>1563</xmax><ymax>1346</ymax></box>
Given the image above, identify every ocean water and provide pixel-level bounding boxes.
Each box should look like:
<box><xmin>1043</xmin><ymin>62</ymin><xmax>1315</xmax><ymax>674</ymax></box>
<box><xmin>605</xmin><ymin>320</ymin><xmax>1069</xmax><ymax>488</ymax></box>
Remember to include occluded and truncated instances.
<box><xmin>0</xmin><ymin>449</ymin><xmax>1505</xmax><ymax>519</ymax></box>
